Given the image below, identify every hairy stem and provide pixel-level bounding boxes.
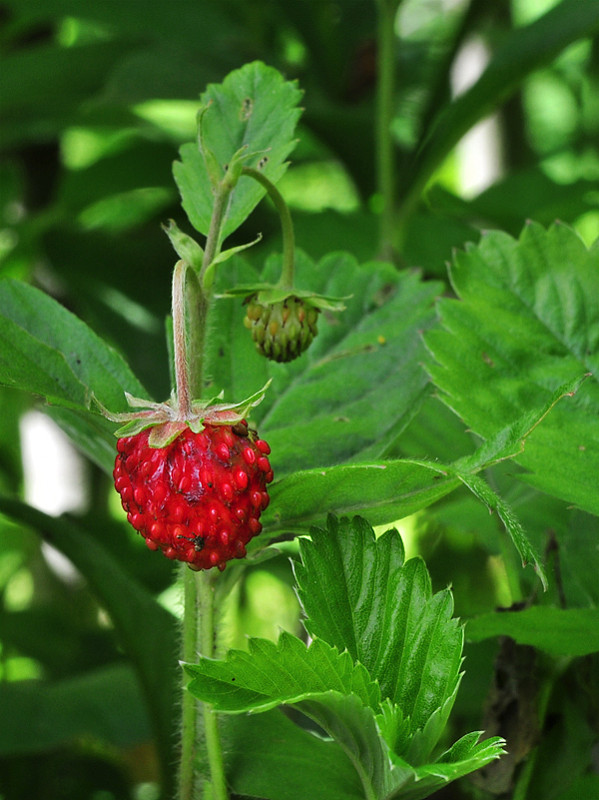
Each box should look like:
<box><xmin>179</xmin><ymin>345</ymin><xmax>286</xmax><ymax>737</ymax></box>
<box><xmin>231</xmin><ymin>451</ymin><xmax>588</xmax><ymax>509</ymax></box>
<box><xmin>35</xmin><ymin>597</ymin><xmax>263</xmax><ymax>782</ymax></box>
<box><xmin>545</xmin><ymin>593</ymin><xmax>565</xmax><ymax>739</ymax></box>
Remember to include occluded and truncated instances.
<box><xmin>241</xmin><ymin>166</ymin><xmax>295</xmax><ymax>290</ymax></box>
<box><xmin>200</xmin><ymin>186</ymin><xmax>230</xmax><ymax>286</ymax></box>
<box><xmin>177</xmin><ymin>172</ymin><xmax>233</xmax><ymax>800</ymax></box>
<box><xmin>199</xmin><ymin>572</ymin><xmax>228</xmax><ymax>800</ymax></box>
<box><xmin>172</xmin><ymin>261</ymin><xmax>193</xmax><ymax>419</ymax></box>
<box><xmin>178</xmin><ymin>568</ymin><xmax>201</xmax><ymax>800</ymax></box>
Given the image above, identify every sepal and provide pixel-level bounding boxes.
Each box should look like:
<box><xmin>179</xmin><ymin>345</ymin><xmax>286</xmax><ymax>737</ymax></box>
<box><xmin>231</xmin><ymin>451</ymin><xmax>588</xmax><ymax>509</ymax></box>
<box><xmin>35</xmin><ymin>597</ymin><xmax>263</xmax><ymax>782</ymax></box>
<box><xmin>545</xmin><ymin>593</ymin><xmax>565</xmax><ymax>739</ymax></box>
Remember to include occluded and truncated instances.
<box><xmin>220</xmin><ymin>281</ymin><xmax>349</xmax><ymax>312</ymax></box>
<box><xmin>162</xmin><ymin>220</ymin><xmax>204</xmax><ymax>272</ymax></box>
<box><xmin>94</xmin><ymin>380</ymin><xmax>271</xmax><ymax>446</ymax></box>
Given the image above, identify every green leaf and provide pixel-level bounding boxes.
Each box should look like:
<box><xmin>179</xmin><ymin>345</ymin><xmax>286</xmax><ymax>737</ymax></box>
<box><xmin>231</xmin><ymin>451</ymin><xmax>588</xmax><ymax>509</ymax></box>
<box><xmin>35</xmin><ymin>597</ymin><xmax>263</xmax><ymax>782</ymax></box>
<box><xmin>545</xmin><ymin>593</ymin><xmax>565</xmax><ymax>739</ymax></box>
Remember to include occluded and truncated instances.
<box><xmin>208</xmin><ymin>251</ymin><xmax>442</xmax><ymax>475</ymax></box>
<box><xmin>295</xmin><ymin>516</ymin><xmax>463</xmax><ymax>761</ymax></box>
<box><xmin>457</xmin><ymin>473</ymin><xmax>547</xmax><ymax>590</ymax></box>
<box><xmin>386</xmin><ymin>733</ymin><xmax>505</xmax><ymax>800</ymax></box>
<box><xmin>0</xmin><ymin>279</ymin><xmax>148</xmax><ymax>413</ymax></box>
<box><xmin>185</xmin><ymin>631</ymin><xmax>380</xmax><ymax>713</ymax></box>
<box><xmin>0</xmin><ymin>664</ymin><xmax>150</xmax><ymax>755</ymax></box>
<box><xmin>425</xmin><ymin>223</ymin><xmax>599</xmax><ymax>516</ymax></box>
<box><xmin>466</xmin><ymin>606</ymin><xmax>599</xmax><ymax>657</ymax></box>
<box><xmin>222</xmin><ymin>710</ymin><xmax>364</xmax><ymax>800</ymax></box>
<box><xmin>265</xmin><ymin>459</ymin><xmax>461</xmax><ymax>532</ymax></box>
<box><xmin>0</xmin><ymin>496</ymin><xmax>178</xmax><ymax>797</ymax></box>
<box><xmin>187</xmin><ymin>514</ymin><xmax>504</xmax><ymax>798</ymax></box>
<box><xmin>173</xmin><ymin>61</ymin><xmax>302</xmax><ymax>240</ymax></box>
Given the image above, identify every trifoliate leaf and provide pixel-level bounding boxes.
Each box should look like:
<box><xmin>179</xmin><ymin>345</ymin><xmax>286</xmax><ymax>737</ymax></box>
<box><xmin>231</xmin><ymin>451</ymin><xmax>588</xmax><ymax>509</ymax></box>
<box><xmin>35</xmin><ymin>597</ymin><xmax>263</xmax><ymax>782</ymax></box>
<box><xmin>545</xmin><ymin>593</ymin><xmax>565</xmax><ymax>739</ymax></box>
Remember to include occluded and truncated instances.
<box><xmin>295</xmin><ymin>515</ymin><xmax>463</xmax><ymax>758</ymax></box>
<box><xmin>425</xmin><ymin>222</ymin><xmax>599</xmax><ymax>516</ymax></box>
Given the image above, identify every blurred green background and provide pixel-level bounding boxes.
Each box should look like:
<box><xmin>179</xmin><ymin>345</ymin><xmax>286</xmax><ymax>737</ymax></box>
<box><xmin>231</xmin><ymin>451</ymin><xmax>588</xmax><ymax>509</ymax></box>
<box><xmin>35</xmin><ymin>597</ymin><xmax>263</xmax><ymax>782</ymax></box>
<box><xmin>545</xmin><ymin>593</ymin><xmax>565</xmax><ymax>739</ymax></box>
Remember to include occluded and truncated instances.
<box><xmin>1</xmin><ymin>1</ymin><xmax>598</xmax><ymax>798</ymax></box>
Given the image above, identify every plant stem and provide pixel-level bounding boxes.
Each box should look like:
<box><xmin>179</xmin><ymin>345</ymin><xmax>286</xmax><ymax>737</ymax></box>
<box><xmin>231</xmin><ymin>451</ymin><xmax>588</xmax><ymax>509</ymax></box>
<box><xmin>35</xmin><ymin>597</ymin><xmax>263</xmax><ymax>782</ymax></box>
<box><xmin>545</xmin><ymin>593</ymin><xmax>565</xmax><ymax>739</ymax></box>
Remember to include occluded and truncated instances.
<box><xmin>241</xmin><ymin>166</ymin><xmax>295</xmax><ymax>290</ymax></box>
<box><xmin>199</xmin><ymin>572</ymin><xmax>228</xmax><ymax>800</ymax></box>
<box><xmin>200</xmin><ymin>186</ymin><xmax>230</xmax><ymax>286</ymax></box>
<box><xmin>176</xmin><ymin>171</ymin><xmax>233</xmax><ymax>800</ymax></box>
<box><xmin>375</xmin><ymin>0</ymin><xmax>398</xmax><ymax>261</ymax></box>
<box><xmin>178</xmin><ymin>567</ymin><xmax>201</xmax><ymax>800</ymax></box>
<box><xmin>172</xmin><ymin>261</ymin><xmax>193</xmax><ymax>419</ymax></box>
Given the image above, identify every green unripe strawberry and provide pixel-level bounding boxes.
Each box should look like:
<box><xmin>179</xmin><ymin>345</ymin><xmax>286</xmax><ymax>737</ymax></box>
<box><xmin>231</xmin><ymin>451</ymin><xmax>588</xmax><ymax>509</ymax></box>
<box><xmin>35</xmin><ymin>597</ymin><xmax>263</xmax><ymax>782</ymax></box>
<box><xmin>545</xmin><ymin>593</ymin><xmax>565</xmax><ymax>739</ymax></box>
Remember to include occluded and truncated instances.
<box><xmin>244</xmin><ymin>295</ymin><xmax>319</xmax><ymax>363</ymax></box>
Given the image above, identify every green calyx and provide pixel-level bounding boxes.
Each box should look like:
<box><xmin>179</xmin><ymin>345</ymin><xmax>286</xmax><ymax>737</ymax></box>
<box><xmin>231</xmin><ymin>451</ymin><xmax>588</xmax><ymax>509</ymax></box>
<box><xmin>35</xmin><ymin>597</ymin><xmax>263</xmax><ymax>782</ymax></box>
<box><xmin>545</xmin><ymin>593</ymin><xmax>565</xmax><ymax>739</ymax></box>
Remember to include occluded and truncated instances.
<box><xmin>244</xmin><ymin>294</ymin><xmax>320</xmax><ymax>363</ymax></box>
<box><xmin>95</xmin><ymin>381</ymin><xmax>271</xmax><ymax>448</ymax></box>
<box><xmin>221</xmin><ymin>282</ymin><xmax>348</xmax><ymax>364</ymax></box>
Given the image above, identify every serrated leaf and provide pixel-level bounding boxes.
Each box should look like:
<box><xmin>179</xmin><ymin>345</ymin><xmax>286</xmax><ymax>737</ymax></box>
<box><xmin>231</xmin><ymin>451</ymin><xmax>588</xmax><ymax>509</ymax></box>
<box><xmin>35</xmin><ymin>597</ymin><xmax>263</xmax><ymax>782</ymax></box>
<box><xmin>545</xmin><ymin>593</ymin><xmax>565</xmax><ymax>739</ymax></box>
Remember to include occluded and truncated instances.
<box><xmin>188</xmin><ymin>514</ymin><xmax>503</xmax><ymax>797</ymax></box>
<box><xmin>425</xmin><ymin>223</ymin><xmax>599</xmax><ymax>516</ymax></box>
<box><xmin>295</xmin><ymin>516</ymin><xmax>463</xmax><ymax>761</ymax></box>
<box><xmin>173</xmin><ymin>61</ymin><xmax>302</xmax><ymax>240</ymax></box>
<box><xmin>466</xmin><ymin>606</ymin><xmax>599</xmax><ymax>657</ymax></box>
<box><xmin>185</xmin><ymin>631</ymin><xmax>380</xmax><ymax>713</ymax></box>
<box><xmin>385</xmin><ymin>734</ymin><xmax>505</xmax><ymax>800</ymax></box>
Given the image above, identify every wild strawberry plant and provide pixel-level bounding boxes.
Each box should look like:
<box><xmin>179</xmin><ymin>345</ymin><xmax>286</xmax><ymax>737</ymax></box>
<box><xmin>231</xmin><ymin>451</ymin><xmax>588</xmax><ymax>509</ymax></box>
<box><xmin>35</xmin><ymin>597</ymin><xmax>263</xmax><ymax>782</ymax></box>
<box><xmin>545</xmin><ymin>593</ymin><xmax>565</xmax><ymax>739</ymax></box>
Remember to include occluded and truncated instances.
<box><xmin>1</xmin><ymin>5</ymin><xmax>599</xmax><ymax>800</ymax></box>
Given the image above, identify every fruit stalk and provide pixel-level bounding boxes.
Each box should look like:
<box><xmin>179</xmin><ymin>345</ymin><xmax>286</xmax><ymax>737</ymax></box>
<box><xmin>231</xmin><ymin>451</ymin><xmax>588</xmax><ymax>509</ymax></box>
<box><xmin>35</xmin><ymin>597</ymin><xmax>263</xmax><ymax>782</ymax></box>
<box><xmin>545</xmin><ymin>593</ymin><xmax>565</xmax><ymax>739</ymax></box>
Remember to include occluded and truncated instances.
<box><xmin>171</xmin><ymin>260</ymin><xmax>194</xmax><ymax>418</ymax></box>
<box><xmin>241</xmin><ymin>166</ymin><xmax>295</xmax><ymax>291</ymax></box>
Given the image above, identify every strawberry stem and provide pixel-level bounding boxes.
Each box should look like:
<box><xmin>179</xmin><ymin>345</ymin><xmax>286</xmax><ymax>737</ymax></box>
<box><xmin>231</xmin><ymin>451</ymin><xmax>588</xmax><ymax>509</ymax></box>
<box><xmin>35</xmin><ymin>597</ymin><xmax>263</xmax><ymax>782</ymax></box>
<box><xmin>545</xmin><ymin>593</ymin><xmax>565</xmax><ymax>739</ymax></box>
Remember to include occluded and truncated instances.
<box><xmin>176</xmin><ymin>169</ymin><xmax>234</xmax><ymax>800</ymax></box>
<box><xmin>200</xmin><ymin>184</ymin><xmax>230</xmax><ymax>287</ymax></box>
<box><xmin>178</xmin><ymin>568</ymin><xmax>201</xmax><ymax>799</ymax></box>
<box><xmin>172</xmin><ymin>260</ymin><xmax>194</xmax><ymax>419</ymax></box>
<box><xmin>199</xmin><ymin>572</ymin><xmax>229</xmax><ymax>799</ymax></box>
<box><xmin>241</xmin><ymin>166</ymin><xmax>296</xmax><ymax>291</ymax></box>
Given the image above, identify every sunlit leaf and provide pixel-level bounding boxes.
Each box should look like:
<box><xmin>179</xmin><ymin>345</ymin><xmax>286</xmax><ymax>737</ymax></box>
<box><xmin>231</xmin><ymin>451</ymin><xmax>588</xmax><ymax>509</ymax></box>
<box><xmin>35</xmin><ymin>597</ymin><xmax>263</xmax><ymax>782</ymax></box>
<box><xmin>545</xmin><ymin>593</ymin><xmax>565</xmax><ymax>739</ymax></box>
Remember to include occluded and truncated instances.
<box><xmin>173</xmin><ymin>61</ymin><xmax>302</xmax><ymax>240</ymax></box>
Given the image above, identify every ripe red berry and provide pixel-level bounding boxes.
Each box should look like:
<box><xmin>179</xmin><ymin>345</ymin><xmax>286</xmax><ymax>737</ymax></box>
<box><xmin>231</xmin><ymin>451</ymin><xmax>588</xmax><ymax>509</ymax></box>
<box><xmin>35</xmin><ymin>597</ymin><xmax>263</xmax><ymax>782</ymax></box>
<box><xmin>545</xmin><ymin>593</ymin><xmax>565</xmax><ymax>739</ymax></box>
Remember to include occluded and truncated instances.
<box><xmin>113</xmin><ymin>421</ymin><xmax>273</xmax><ymax>571</ymax></box>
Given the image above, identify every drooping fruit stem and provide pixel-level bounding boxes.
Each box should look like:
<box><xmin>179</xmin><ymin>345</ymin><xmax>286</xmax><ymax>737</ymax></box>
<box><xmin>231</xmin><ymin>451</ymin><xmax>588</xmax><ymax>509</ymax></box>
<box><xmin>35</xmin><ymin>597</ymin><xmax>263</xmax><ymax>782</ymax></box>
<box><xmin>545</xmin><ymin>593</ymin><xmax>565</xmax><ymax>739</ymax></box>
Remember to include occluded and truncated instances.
<box><xmin>171</xmin><ymin>260</ymin><xmax>194</xmax><ymax>419</ymax></box>
<box><xmin>241</xmin><ymin>166</ymin><xmax>296</xmax><ymax>291</ymax></box>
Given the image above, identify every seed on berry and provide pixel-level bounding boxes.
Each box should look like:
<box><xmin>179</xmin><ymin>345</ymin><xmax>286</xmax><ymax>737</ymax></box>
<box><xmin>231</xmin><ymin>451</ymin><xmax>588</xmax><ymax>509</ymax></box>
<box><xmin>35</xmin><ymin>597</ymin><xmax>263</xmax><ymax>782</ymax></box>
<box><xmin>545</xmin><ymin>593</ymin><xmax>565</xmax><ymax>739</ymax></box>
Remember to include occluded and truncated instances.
<box><xmin>216</xmin><ymin>442</ymin><xmax>230</xmax><ymax>462</ymax></box>
<box><xmin>257</xmin><ymin>456</ymin><xmax>270</xmax><ymax>473</ymax></box>
<box><xmin>234</xmin><ymin>469</ymin><xmax>249</xmax><ymax>490</ymax></box>
<box><xmin>242</xmin><ymin>446</ymin><xmax>256</xmax><ymax>465</ymax></box>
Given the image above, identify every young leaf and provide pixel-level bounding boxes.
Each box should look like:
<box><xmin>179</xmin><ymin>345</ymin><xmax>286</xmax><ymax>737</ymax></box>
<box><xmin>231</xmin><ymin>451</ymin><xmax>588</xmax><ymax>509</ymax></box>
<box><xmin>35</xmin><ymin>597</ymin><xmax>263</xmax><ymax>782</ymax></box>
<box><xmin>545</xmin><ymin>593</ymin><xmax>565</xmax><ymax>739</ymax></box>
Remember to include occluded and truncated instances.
<box><xmin>295</xmin><ymin>516</ymin><xmax>463</xmax><ymax>759</ymax></box>
<box><xmin>425</xmin><ymin>223</ymin><xmax>599</xmax><ymax>516</ymax></box>
<box><xmin>173</xmin><ymin>61</ymin><xmax>302</xmax><ymax>240</ymax></box>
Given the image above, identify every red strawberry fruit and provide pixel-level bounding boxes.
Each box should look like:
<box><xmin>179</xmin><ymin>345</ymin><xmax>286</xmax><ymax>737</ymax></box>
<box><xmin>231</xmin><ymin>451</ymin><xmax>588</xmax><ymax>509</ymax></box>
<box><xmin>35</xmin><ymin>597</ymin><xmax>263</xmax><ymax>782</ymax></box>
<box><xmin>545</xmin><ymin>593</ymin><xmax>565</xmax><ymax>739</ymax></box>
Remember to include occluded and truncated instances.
<box><xmin>113</xmin><ymin>419</ymin><xmax>273</xmax><ymax>571</ymax></box>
